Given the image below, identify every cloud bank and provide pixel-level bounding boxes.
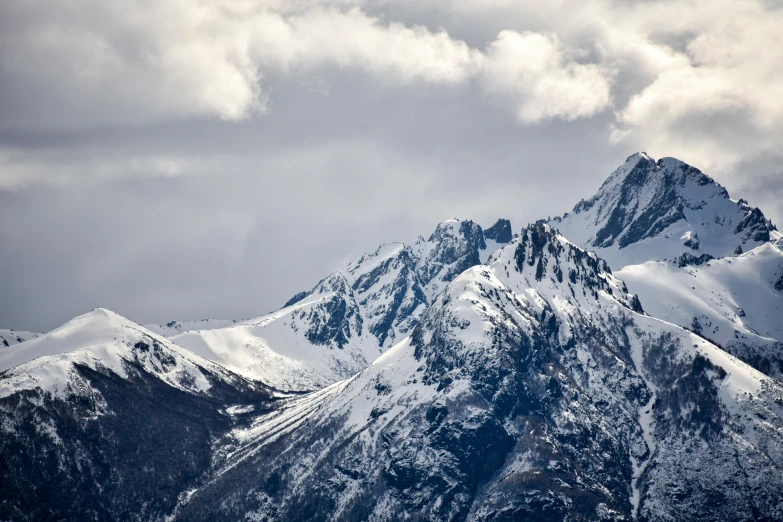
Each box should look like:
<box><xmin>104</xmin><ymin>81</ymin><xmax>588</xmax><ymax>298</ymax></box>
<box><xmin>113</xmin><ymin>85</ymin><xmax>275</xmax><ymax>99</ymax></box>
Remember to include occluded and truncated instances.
<box><xmin>3</xmin><ymin>0</ymin><xmax>783</xmax><ymax>169</ymax></box>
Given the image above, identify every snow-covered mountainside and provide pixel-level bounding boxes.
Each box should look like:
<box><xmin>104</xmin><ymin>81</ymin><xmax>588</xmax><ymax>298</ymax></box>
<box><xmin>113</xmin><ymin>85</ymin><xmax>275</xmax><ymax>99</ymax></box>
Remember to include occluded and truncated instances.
<box><xmin>0</xmin><ymin>329</ymin><xmax>39</xmax><ymax>348</ymax></box>
<box><xmin>618</xmin><ymin>240</ymin><xmax>783</xmax><ymax>380</ymax></box>
<box><xmin>549</xmin><ymin>153</ymin><xmax>780</xmax><ymax>269</ymax></box>
<box><xmin>170</xmin><ymin>218</ymin><xmax>513</xmax><ymax>391</ymax></box>
<box><xmin>170</xmin><ymin>280</ymin><xmax>380</xmax><ymax>392</ymax></box>
<box><xmin>0</xmin><ymin>309</ymin><xmax>277</xmax><ymax>521</ymax></box>
<box><xmin>173</xmin><ymin>224</ymin><xmax>783</xmax><ymax>521</ymax></box>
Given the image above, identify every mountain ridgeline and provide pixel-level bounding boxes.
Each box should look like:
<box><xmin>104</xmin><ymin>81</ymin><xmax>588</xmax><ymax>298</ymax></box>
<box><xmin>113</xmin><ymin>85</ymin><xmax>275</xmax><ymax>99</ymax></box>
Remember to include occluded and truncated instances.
<box><xmin>2</xmin><ymin>155</ymin><xmax>783</xmax><ymax>521</ymax></box>
<box><xmin>166</xmin><ymin>218</ymin><xmax>514</xmax><ymax>391</ymax></box>
<box><xmin>284</xmin><ymin>217</ymin><xmax>513</xmax><ymax>348</ymax></box>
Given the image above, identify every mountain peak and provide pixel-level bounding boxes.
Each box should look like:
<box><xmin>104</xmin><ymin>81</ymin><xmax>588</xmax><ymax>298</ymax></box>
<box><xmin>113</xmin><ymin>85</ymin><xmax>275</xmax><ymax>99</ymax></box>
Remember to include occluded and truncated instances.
<box><xmin>427</xmin><ymin>218</ymin><xmax>484</xmax><ymax>245</ymax></box>
<box><xmin>549</xmin><ymin>153</ymin><xmax>780</xmax><ymax>268</ymax></box>
<box><xmin>625</xmin><ymin>151</ymin><xmax>655</xmax><ymax>167</ymax></box>
<box><xmin>596</xmin><ymin>151</ymin><xmax>655</xmax><ymax>190</ymax></box>
<box><xmin>83</xmin><ymin>307</ymin><xmax>133</xmax><ymax>326</ymax></box>
<box><xmin>164</xmin><ymin>216</ymin><xmax>519</xmax><ymax>391</ymax></box>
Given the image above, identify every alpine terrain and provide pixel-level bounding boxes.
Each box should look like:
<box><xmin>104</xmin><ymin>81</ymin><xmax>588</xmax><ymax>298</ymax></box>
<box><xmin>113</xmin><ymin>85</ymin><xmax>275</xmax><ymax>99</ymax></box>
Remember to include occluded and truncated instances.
<box><xmin>164</xmin><ymin>218</ymin><xmax>513</xmax><ymax>391</ymax></box>
<box><xmin>1</xmin><ymin>155</ymin><xmax>782</xmax><ymax>521</ymax></box>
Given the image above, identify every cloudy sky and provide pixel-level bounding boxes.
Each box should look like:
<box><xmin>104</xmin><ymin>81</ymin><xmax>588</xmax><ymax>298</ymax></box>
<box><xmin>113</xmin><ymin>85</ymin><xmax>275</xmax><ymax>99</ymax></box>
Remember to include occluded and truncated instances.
<box><xmin>2</xmin><ymin>0</ymin><xmax>782</xmax><ymax>331</ymax></box>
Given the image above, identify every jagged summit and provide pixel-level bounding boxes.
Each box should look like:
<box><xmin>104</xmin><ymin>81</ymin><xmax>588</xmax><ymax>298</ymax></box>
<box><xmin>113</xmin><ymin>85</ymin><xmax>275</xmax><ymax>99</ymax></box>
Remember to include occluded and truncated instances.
<box><xmin>550</xmin><ymin>153</ymin><xmax>780</xmax><ymax>268</ymax></box>
<box><xmin>546</xmin><ymin>154</ymin><xmax>783</xmax><ymax>380</ymax></box>
<box><xmin>278</xmin><ymin>217</ymin><xmax>516</xmax><ymax>347</ymax></box>
<box><xmin>487</xmin><ymin>222</ymin><xmax>644</xmax><ymax>314</ymax></box>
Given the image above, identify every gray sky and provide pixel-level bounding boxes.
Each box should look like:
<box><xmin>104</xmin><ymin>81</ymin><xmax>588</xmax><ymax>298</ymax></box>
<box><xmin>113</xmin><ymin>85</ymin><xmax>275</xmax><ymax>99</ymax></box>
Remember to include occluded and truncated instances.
<box><xmin>2</xmin><ymin>0</ymin><xmax>782</xmax><ymax>331</ymax></box>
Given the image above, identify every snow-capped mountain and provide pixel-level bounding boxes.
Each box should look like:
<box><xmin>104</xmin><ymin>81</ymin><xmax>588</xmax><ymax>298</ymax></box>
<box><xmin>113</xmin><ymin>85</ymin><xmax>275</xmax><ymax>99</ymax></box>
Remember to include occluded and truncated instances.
<box><xmin>169</xmin><ymin>219</ymin><xmax>513</xmax><ymax>391</ymax></box>
<box><xmin>0</xmin><ymin>309</ymin><xmax>276</xmax><ymax>521</ymax></box>
<box><xmin>172</xmin><ymin>224</ymin><xmax>783</xmax><ymax>521</ymax></box>
<box><xmin>549</xmin><ymin>152</ymin><xmax>780</xmax><ymax>269</ymax></box>
<box><xmin>0</xmin><ymin>309</ymin><xmax>256</xmax><ymax>398</ymax></box>
<box><xmin>547</xmin><ymin>153</ymin><xmax>783</xmax><ymax>381</ymax></box>
<box><xmin>2</xmin><ymin>153</ymin><xmax>783</xmax><ymax>521</ymax></box>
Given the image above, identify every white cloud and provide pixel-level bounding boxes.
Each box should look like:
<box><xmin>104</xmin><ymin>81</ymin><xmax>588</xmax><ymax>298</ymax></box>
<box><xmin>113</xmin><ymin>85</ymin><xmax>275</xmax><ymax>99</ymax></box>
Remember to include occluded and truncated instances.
<box><xmin>482</xmin><ymin>31</ymin><xmax>612</xmax><ymax>123</ymax></box>
<box><xmin>415</xmin><ymin>0</ymin><xmax>783</xmax><ymax>170</ymax></box>
<box><xmin>0</xmin><ymin>0</ymin><xmax>609</xmax><ymax>129</ymax></box>
<box><xmin>2</xmin><ymin>0</ymin><xmax>783</xmax><ymax>174</ymax></box>
<box><xmin>262</xmin><ymin>8</ymin><xmax>482</xmax><ymax>83</ymax></box>
<box><xmin>0</xmin><ymin>0</ymin><xmax>269</xmax><ymax>126</ymax></box>
<box><xmin>604</xmin><ymin>0</ymin><xmax>783</xmax><ymax>170</ymax></box>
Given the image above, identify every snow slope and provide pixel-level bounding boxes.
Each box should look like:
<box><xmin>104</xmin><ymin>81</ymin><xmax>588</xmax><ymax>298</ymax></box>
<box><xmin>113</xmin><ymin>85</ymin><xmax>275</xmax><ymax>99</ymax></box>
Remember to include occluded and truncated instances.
<box><xmin>172</xmin><ymin>284</ymin><xmax>379</xmax><ymax>392</ymax></box>
<box><xmin>618</xmin><ymin>241</ymin><xmax>783</xmax><ymax>379</ymax></box>
<box><xmin>144</xmin><ymin>318</ymin><xmax>239</xmax><ymax>337</ymax></box>
<box><xmin>549</xmin><ymin>153</ymin><xmax>781</xmax><ymax>269</ymax></box>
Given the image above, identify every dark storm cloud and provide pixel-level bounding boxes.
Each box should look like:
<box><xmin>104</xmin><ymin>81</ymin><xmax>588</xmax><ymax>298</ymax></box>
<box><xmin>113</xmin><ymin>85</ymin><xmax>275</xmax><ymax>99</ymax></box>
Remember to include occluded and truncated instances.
<box><xmin>0</xmin><ymin>0</ymin><xmax>781</xmax><ymax>330</ymax></box>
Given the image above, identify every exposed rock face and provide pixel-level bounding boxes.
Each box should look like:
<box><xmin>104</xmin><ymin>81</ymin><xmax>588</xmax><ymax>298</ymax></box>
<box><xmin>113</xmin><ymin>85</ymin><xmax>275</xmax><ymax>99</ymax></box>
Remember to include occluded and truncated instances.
<box><xmin>675</xmin><ymin>252</ymin><xmax>713</xmax><ymax>267</ymax></box>
<box><xmin>299</xmin><ymin>274</ymin><xmax>364</xmax><ymax>349</ymax></box>
<box><xmin>282</xmin><ymin>290</ymin><xmax>310</xmax><ymax>308</ymax></box>
<box><xmin>483</xmin><ymin>218</ymin><xmax>513</xmax><ymax>243</ymax></box>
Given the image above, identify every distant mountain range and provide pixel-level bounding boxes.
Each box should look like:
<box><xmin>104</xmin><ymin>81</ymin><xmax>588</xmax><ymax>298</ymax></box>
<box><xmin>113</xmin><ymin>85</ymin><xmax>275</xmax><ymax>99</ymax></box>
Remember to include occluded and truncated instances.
<box><xmin>2</xmin><ymin>153</ymin><xmax>782</xmax><ymax>521</ymax></box>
